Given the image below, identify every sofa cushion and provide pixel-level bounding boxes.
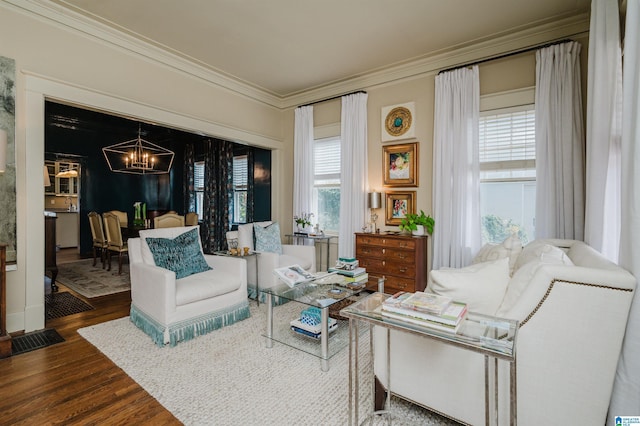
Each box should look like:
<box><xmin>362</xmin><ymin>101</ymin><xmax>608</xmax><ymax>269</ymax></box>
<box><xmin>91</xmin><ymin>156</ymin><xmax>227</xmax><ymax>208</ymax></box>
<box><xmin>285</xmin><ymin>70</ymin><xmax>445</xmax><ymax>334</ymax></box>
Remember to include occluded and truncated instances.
<box><xmin>473</xmin><ymin>234</ymin><xmax>522</xmax><ymax>275</ymax></box>
<box><xmin>513</xmin><ymin>242</ymin><xmax>573</xmax><ymax>273</ymax></box>
<box><xmin>175</xmin><ymin>268</ymin><xmax>241</xmax><ymax>306</ymax></box>
<box><xmin>144</xmin><ymin>228</ymin><xmax>211</xmax><ymax>279</ymax></box>
<box><xmin>428</xmin><ymin>257</ymin><xmax>510</xmax><ymax>315</ymax></box>
<box><xmin>254</xmin><ymin>222</ymin><xmax>282</xmax><ymax>254</ymax></box>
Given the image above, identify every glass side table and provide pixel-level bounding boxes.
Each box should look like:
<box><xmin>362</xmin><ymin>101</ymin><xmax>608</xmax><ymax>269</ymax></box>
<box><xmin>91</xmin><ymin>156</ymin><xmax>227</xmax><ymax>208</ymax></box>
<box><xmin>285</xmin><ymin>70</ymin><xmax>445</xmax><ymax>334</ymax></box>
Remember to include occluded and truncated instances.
<box><xmin>341</xmin><ymin>292</ymin><xmax>519</xmax><ymax>426</ymax></box>
<box><xmin>285</xmin><ymin>233</ymin><xmax>336</xmax><ymax>271</ymax></box>
<box><xmin>261</xmin><ymin>273</ymin><xmax>365</xmax><ymax>371</ymax></box>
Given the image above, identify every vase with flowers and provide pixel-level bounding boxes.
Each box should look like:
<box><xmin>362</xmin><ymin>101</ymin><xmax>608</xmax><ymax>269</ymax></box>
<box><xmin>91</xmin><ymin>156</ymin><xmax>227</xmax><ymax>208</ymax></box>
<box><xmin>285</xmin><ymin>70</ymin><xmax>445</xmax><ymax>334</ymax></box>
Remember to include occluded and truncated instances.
<box><xmin>294</xmin><ymin>212</ymin><xmax>314</xmax><ymax>234</ymax></box>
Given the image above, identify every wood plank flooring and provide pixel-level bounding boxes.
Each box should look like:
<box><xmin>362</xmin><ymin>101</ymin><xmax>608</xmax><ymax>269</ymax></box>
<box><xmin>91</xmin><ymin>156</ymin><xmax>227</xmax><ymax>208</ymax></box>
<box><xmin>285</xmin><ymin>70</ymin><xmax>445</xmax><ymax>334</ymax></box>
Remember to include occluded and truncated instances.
<box><xmin>0</xmin><ymin>281</ymin><xmax>179</xmax><ymax>425</ymax></box>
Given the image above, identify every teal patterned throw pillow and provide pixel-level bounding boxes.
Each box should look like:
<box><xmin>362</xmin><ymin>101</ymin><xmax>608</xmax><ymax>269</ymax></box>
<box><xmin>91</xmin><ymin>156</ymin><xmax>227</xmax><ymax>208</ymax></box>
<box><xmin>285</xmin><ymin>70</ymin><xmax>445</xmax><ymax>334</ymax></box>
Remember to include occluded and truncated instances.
<box><xmin>145</xmin><ymin>228</ymin><xmax>211</xmax><ymax>279</ymax></box>
<box><xmin>254</xmin><ymin>222</ymin><xmax>282</xmax><ymax>254</ymax></box>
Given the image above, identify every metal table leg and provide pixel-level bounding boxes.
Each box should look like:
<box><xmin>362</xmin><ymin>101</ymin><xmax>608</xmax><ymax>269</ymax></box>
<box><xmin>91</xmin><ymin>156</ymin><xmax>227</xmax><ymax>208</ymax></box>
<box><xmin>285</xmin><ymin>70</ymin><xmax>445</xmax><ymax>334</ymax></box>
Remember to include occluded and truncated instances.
<box><xmin>266</xmin><ymin>292</ymin><xmax>273</xmax><ymax>348</ymax></box>
<box><xmin>321</xmin><ymin>306</ymin><xmax>329</xmax><ymax>371</ymax></box>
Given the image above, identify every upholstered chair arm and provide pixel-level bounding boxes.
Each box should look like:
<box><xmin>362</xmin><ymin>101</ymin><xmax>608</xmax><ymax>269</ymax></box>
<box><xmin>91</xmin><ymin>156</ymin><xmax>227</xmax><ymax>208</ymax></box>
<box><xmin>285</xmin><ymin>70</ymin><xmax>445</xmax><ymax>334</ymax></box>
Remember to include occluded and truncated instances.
<box><xmin>130</xmin><ymin>262</ymin><xmax>177</xmax><ymax>323</ymax></box>
<box><xmin>282</xmin><ymin>244</ymin><xmax>316</xmax><ymax>273</ymax></box>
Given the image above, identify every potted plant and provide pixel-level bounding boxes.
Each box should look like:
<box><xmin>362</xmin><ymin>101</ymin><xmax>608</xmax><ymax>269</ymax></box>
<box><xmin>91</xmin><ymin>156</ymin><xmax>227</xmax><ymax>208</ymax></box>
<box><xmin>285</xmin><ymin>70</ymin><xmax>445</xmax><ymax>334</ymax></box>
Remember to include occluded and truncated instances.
<box><xmin>399</xmin><ymin>210</ymin><xmax>434</xmax><ymax>236</ymax></box>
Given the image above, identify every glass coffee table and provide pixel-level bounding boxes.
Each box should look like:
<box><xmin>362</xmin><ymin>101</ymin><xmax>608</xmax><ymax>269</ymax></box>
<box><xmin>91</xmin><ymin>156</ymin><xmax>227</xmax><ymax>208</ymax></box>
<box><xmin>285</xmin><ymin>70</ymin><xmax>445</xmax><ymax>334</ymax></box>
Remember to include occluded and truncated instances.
<box><xmin>261</xmin><ymin>273</ymin><xmax>366</xmax><ymax>371</ymax></box>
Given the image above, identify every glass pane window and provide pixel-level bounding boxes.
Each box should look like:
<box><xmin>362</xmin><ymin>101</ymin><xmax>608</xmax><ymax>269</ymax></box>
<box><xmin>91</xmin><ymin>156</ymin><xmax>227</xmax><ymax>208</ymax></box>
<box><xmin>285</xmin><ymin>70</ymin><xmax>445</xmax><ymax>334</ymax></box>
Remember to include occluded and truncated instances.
<box><xmin>479</xmin><ymin>106</ymin><xmax>536</xmax><ymax>245</ymax></box>
<box><xmin>194</xmin><ymin>161</ymin><xmax>205</xmax><ymax>219</ymax></box>
<box><xmin>312</xmin><ymin>137</ymin><xmax>340</xmax><ymax>234</ymax></box>
<box><xmin>233</xmin><ymin>155</ymin><xmax>248</xmax><ymax>224</ymax></box>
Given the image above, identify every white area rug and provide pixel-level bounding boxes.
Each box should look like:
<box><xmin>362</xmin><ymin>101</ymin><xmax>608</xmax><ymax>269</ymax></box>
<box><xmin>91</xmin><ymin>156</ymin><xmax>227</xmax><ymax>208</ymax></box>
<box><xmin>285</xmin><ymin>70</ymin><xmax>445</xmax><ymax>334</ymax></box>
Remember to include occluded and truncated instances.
<box><xmin>79</xmin><ymin>302</ymin><xmax>459</xmax><ymax>425</ymax></box>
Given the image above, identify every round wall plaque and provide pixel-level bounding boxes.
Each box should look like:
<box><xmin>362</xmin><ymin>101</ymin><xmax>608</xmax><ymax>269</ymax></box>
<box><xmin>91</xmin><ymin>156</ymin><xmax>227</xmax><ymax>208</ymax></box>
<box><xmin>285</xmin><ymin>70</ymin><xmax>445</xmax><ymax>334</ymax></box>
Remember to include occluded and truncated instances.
<box><xmin>385</xmin><ymin>106</ymin><xmax>412</xmax><ymax>137</ymax></box>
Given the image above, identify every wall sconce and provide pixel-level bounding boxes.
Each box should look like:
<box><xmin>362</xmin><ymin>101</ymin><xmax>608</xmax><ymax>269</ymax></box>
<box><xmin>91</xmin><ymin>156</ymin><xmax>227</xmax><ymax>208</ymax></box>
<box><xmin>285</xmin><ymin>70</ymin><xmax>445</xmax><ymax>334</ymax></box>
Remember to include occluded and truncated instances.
<box><xmin>368</xmin><ymin>191</ymin><xmax>382</xmax><ymax>233</ymax></box>
<box><xmin>0</xmin><ymin>129</ymin><xmax>7</xmax><ymax>174</ymax></box>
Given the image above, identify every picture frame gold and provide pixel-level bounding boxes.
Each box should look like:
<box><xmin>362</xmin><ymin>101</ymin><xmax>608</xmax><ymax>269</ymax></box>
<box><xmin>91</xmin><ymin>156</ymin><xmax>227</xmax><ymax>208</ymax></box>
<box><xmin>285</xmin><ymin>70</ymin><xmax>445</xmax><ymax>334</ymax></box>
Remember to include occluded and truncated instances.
<box><xmin>385</xmin><ymin>191</ymin><xmax>416</xmax><ymax>226</ymax></box>
<box><xmin>383</xmin><ymin>142</ymin><xmax>418</xmax><ymax>187</ymax></box>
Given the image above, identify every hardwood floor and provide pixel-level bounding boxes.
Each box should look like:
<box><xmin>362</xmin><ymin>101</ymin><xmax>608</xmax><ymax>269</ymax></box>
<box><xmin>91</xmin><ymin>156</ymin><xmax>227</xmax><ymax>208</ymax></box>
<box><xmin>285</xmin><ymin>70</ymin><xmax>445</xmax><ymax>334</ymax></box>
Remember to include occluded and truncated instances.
<box><xmin>0</xmin><ymin>282</ymin><xmax>179</xmax><ymax>425</ymax></box>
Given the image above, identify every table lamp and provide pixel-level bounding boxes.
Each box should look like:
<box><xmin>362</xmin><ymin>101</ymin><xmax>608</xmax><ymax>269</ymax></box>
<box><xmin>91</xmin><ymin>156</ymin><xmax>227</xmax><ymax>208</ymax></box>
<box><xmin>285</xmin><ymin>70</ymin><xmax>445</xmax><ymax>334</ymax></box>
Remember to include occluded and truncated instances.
<box><xmin>368</xmin><ymin>191</ymin><xmax>382</xmax><ymax>233</ymax></box>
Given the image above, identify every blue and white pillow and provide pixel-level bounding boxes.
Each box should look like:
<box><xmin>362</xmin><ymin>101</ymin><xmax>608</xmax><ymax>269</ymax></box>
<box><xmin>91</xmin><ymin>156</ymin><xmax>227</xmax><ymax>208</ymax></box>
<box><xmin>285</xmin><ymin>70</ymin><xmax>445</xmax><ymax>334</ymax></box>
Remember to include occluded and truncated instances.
<box><xmin>254</xmin><ymin>222</ymin><xmax>282</xmax><ymax>254</ymax></box>
<box><xmin>145</xmin><ymin>228</ymin><xmax>211</xmax><ymax>279</ymax></box>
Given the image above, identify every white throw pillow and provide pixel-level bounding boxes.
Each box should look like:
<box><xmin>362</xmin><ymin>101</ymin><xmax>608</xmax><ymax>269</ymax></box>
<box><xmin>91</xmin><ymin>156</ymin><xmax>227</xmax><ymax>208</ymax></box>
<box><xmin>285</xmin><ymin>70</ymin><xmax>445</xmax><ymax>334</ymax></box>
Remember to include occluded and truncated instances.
<box><xmin>429</xmin><ymin>257</ymin><xmax>510</xmax><ymax>316</ymax></box>
<box><xmin>513</xmin><ymin>242</ymin><xmax>573</xmax><ymax>273</ymax></box>
<box><xmin>237</xmin><ymin>221</ymin><xmax>272</xmax><ymax>251</ymax></box>
<box><xmin>473</xmin><ymin>234</ymin><xmax>522</xmax><ymax>276</ymax></box>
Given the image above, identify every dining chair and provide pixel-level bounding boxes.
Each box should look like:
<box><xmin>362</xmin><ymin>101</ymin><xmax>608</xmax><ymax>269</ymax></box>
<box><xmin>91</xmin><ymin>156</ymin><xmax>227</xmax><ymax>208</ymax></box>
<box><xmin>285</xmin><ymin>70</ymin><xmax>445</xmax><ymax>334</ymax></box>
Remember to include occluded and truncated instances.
<box><xmin>154</xmin><ymin>212</ymin><xmax>185</xmax><ymax>228</ymax></box>
<box><xmin>107</xmin><ymin>210</ymin><xmax>128</xmax><ymax>228</ymax></box>
<box><xmin>103</xmin><ymin>211</ymin><xmax>129</xmax><ymax>274</ymax></box>
<box><xmin>185</xmin><ymin>212</ymin><xmax>198</xmax><ymax>226</ymax></box>
<box><xmin>88</xmin><ymin>211</ymin><xmax>108</xmax><ymax>268</ymax></box>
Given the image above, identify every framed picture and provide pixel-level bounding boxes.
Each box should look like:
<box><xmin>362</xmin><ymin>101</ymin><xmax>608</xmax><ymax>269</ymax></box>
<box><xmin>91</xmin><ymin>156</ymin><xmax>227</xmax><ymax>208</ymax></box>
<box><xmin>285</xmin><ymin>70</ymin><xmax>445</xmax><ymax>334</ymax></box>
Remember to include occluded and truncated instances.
<box><xmin>383</xmin><ymin>142</ymin><xmax>418</xmax><ymax>187</ymax></box>
<box><xmin>385</xmin><ymin>191</ymin><xmax>416</xmax><ymax>226</ymax></box>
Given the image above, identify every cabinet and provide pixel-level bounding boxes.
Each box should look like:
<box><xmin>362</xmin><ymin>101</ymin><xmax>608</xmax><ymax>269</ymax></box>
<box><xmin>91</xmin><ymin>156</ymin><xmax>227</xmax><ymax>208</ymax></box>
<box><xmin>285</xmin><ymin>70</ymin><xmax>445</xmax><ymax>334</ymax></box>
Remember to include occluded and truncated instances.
<box><xmin>45</xmin><ymin>160</ymin><xmax>80</xmax><ymax>196</ymax></box>
<box><xmin>355</xmin><ymin>233</ymin><xmax>428</xmax><ymax>295</ymax></box>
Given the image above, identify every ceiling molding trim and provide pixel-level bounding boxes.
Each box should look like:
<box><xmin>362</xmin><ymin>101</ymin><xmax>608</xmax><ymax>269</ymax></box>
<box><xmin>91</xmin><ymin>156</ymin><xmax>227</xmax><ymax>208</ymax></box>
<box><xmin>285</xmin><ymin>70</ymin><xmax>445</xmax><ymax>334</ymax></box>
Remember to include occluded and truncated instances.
<box><xmin>8</xmin><ymin>0</ymin><xmax>284</xmax><ymax>109</ymax></box>
<box><xmin>24</xmin><ymin>71</ymin><xmax>284</xmax><ymax>150</ymax></box>
<box><xmin>10</xmin><ymin>1</ymin><xmax>589</xmax><ymax>111</ymax></box>
<box><xmin>280</xmin><ymin>13</ymin><xmax>590</xmax><ymax>109</ymax></box>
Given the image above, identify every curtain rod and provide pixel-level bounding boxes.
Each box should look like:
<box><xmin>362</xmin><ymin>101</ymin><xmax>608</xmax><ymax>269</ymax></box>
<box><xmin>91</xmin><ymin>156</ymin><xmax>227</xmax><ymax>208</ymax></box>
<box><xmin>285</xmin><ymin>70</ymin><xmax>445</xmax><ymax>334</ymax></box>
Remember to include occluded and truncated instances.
<box><xmin>437</xmin><ymin>39</ymin><xmax>572</xmax><ymax>75</ymax></box>
<box><xmin>298</xmin><ymin>90</ymin><xmax>367</xmax><ymax>108</ymax></box>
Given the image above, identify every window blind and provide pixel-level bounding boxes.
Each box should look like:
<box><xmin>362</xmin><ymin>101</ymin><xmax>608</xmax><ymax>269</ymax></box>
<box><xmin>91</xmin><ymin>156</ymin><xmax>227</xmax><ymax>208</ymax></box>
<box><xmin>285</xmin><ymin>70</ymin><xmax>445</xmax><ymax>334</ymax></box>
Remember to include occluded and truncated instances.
<box><xmin>479</xmin><ymin>109</ymin><xmax>535</xmax><ymax>164</ymax></box>
<box><xmin>314</xmin><ymin>137</ymin><xmax>340</xmax><ymax>182</ymax></box>
<box><xmin>194</xmin><ymin>162</ymin><xmax>205</xmax><ymax>190</ymax></box>
<box><xmin>233</xmin><ymin>156</ymin><xmax>248</xmax><ymax>188</ymax></box>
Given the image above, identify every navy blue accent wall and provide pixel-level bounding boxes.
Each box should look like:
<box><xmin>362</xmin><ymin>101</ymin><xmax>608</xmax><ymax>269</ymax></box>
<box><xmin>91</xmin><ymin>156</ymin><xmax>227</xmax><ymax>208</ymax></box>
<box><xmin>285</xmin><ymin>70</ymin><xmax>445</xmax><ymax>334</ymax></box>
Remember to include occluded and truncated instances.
<box><xmin>45</xmin><ymin>102</ymin><xmax>271</xmax><ymax>256</ymax></box>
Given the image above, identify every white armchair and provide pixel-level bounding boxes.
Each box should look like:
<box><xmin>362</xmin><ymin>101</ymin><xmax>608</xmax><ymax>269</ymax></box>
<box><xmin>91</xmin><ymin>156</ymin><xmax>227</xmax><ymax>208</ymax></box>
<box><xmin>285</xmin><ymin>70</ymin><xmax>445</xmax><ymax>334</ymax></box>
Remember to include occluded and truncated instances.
<box><xmin>226</xmin><ymin>221</ymin><xmax>316</xmax><ymax>301</ymax></box>
<box><xmin>129</xmin><ymin>226</ymin><xmax>250</xmax><ymax>347</ymax></box>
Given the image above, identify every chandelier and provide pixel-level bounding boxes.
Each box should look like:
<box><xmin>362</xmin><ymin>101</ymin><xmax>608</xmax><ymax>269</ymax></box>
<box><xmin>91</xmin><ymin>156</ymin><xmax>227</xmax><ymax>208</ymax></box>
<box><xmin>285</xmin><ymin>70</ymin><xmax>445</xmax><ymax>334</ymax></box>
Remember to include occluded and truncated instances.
<box><xmin>102</xmin><ymin>124</ymin><xmax>174</xmax><ymax>175</ymax></box>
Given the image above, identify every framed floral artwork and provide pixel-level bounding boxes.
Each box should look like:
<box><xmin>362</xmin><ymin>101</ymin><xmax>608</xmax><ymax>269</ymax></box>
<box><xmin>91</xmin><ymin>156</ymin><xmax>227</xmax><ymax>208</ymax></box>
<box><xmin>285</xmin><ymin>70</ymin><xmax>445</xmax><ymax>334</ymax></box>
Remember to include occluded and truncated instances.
<box><xmin>383</xmin><ymin>142</ymin><xmax>418</xmax><ymax>187</ymax></box>
<box><xmin>385</xmin><ymin>191</ymin><xmax>416</xmax><ymax>226</ymax></box>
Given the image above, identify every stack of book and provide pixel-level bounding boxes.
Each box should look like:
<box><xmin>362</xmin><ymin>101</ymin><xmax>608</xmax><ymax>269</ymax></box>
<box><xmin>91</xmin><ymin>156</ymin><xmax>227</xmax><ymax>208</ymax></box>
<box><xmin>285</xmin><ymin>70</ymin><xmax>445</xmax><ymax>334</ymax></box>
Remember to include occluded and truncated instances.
<box><xmin>328</xmin><ymin>258</ymin><xmax>368</xmax><ymax>289</ymax></box>
<box><xmin>290</xmin><ymin>307</ymin><xmax>338</xmax><ymax>339</ymax></box>
<box><xmin>381</xmin><ymin>291</ymin><xmax>468</xmax><ymax>333</ymax></box>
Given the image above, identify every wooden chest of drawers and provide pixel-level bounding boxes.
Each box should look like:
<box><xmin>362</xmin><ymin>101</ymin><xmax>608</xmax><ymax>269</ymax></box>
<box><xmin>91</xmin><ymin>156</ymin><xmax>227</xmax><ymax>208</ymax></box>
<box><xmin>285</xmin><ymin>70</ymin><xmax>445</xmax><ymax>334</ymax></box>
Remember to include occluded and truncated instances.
<box><xmin>355</xmin><ymin>233</ymin><xmax>428</xmax><ymax>294</ymax></box>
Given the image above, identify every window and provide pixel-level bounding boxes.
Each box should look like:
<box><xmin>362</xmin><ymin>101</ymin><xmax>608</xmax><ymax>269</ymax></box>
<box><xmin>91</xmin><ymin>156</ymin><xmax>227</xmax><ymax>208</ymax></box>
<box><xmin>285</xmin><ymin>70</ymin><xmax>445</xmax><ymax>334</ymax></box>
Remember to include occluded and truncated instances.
<box><xmin>232</xmin><ymin>155</ymin><xmax>248</xmax><ymax>224</ymax></box>
<box><xmin>312</xmin><ymin>137</ymin><xmax>341</xmax><ymax>234</ymax></box>
<box><xmin>479</xmin><ymin>105</ymin><xmax>536</xmax><ymax>244</ymax></box>
<box><xmin>194</xmin><ymin>161</ymin><xmax>205</xmax><ymax>219</ymax></box>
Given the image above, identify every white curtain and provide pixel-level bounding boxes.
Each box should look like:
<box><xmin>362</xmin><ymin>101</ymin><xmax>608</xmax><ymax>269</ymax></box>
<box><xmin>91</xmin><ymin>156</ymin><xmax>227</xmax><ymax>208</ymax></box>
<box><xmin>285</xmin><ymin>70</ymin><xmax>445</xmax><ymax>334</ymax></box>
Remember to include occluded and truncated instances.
<box><xmin>432</xmin><ymin>66</ymin><xmax>481</xmax><ymax>270</ymax></box>
<box><xmin>609</xmin><ymin>0</ymin><xmax>640</xmax><ymax>421</ymax></box>
<box><xmin>293</xmin><ymin>105</ymin><xmax>314</xmax><ymax>230</ymax></box>
<box><xmin>338</xmin><ymin>92</ymin><xmax>368</xmax><ymax>258</ymax></box>
<box><xmin>585</xmin><ymin>0</ymin><xmax>623</xmax><ymax>262</ymax></box>
<box><xmin>535</xmin><ymin>42</ymin><xmax>585</xmax><ymax>240</ymax></box>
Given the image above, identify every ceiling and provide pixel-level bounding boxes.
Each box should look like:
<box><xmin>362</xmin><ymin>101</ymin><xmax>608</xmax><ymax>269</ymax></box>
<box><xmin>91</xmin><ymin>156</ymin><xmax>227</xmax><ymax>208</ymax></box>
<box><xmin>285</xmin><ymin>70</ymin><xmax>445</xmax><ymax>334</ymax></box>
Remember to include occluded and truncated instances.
<box><xmin>47</xmin><ymin>0</ymin><xmax>590</xmax><ymax>99</ymax></box>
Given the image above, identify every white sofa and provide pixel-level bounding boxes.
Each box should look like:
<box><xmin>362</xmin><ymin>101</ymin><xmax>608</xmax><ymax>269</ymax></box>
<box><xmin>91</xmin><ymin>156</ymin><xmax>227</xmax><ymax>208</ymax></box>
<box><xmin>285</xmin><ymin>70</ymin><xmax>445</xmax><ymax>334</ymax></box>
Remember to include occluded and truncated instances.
<box><xmin>226</xmin><ymin>221</ymin><xmax>316</xmax><ymax>301</ymax></box>
<box><xmin>374</xmin><ymin>239</ymin><xmax>636</xmax><ymax>425</ymax></box>
<box><xmin>129</xmin><ymin>226</ymin><xmax>250</xmax><ymax>347</ymax></box>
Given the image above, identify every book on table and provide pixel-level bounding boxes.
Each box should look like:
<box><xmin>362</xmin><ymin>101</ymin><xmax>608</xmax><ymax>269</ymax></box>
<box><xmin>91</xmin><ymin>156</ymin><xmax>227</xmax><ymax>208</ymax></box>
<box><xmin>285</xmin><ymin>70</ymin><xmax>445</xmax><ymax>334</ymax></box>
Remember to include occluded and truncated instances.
<box><xmin>273</xmin><ymin>264</ymin><xmax>315</xmax><ymax>287</ymax></box>
<box><xmin>384</xmin><ymin>291</ymin><xmax>453</xmax><ymax>316</ymax></box>
<box><xmin>380</xmin><ymin>309</ymin><xmax>465</xmax><ymax>333</ymax></box>
<box><xmin>290</xmin><ymin>318</ymin><xmax>338</xmax><ymax>339</ymax></box>
<box><xmin>328</xmin><ymin>266</ymin><xmax>366</xmax><ymax>277</ymax></box>
<box><xmin>382</xmin><ymin>299</ymin><xmax>468</xmax><ymax>327</ymax></box>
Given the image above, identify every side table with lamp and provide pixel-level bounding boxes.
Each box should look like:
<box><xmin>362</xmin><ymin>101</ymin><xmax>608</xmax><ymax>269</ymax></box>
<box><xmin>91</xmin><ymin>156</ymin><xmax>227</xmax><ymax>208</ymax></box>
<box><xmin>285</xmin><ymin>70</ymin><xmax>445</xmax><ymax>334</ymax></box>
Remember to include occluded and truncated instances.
<box><xmin>368</xmin><ymin>191</ymin><xmax>382</xmax><ymax>233</ymax></box>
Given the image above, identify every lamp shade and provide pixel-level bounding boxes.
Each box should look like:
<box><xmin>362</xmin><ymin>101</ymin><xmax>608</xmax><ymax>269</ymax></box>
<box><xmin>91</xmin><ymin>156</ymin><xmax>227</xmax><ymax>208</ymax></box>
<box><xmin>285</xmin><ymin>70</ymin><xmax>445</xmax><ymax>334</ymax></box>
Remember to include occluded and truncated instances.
<box><xmin>0</xmin><ymin>129</ymin><xmax>7</xmax><ymax>173</ymax></box>
<box><xmin>368</xmin><ymin>191</ymin><xmax>382</xmax><ymax>209</ymax></box>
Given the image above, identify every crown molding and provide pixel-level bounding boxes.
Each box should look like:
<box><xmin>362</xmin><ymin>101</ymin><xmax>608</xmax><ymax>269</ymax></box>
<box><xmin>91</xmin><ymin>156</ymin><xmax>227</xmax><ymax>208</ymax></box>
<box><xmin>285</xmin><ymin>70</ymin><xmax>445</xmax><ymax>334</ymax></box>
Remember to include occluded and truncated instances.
<box><xmin>280</xmin><ymin>13</ymin><xmax>590</xmax><ymax>109</ymax></box>
<box><xmin>8</xmin><ymin>1</ymin><xmax>590</xmax><ymax>111</ymax></box>
<box><xmin>7</xmin><ymin>0</ymin><xmax>284</xmax><ymax>109</ymax></box>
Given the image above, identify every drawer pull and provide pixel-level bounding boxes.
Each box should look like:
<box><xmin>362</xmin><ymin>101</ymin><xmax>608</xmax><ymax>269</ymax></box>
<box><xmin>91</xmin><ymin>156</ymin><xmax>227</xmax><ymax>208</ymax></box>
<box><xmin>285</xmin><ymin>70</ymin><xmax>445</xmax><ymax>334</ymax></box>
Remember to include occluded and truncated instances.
<box><xmin>382</xmin><ymin>248</ymin><xmax>385</xmax><ymax>254</ymax></box>
<box><xmin>399</xmin><ymin>267</ymin><xmax>407</xmax><ymax>273</ymax></box>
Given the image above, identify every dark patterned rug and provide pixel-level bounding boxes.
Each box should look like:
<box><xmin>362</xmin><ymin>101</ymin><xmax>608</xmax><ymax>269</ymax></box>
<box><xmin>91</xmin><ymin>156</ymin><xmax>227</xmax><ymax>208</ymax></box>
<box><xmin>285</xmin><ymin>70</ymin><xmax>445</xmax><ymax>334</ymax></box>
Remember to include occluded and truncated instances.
<box><xmin>45</xmin><ymin>291</ymin><xmax>94</xmax><ymax>320</ymax></box>
<box><xmin>11</xmin><ymin>328</ymin><xmax>65</xmax><ymax>356</ymax></box>
<box><xmin>56</xmin><ymin>259</ymin><xmax>130</xmax><ymax>298</ymax></box>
